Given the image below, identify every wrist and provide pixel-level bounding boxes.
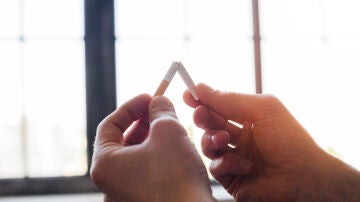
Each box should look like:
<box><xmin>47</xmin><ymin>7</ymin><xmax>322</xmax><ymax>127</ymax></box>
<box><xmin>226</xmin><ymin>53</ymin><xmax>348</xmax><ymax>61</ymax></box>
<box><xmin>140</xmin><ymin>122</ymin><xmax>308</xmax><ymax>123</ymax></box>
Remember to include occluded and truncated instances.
<box><xmin>296</xmin><ymin>151</ymin><xmax>360</xmax><ymax>202</ymax></box>
<box><xmin>169</xmin><ymin>181</ymin><xmax>216</xmax><ymax>202</ymax></box>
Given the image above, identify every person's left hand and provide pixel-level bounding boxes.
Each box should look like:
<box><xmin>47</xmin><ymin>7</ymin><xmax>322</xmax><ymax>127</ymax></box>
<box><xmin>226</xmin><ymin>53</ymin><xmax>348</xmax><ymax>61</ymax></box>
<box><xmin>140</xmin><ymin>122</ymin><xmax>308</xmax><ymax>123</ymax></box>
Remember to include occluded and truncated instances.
<box><xmin>90</xmin><ymin>94</ymin><xmax>215</xmax><ymax>202</ymax></box>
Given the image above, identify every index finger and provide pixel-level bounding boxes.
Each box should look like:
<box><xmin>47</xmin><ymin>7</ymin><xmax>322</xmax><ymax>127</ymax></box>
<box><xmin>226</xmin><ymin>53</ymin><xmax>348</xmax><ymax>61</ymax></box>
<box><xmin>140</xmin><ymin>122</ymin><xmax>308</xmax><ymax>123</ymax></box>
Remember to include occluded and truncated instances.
<box><xmin>95</xmin><ymin>94</ymin><xmax>151</xmax><ymax>147</ymax></box>
<box><xmin>188</xmin><ymin>83</ymin><xmax>287</xmax><ymax>123</ymax></box>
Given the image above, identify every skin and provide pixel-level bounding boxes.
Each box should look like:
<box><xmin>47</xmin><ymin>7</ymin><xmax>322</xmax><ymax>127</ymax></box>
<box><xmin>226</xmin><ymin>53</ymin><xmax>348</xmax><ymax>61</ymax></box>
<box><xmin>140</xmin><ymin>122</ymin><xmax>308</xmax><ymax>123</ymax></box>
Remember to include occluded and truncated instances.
<box><xmin>183</xmin><ymin>83</ymin><xmax>360</xmax><ymax>202</ymax></box>
<box><xmin>90</xmin><ymin>95</ymin><xmax>216</xmax><ymax>202</ymax></box>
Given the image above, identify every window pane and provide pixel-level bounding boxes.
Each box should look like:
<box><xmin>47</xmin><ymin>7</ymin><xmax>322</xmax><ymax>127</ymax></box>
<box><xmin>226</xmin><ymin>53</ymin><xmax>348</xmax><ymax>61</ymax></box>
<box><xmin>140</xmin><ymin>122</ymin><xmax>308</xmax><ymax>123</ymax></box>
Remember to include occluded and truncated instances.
<box><xmin>24</xmin><ymin>40</ymin><xmax>87</xmax><ymax>177</ymax></box>
<box><xmin>24</xmin><ymin>0</ymin><xmax>83</xmax><ymax>38</ymax></box>
<box><xmin>116</xmin><ymin>0</ymin><xmax>185</xmax><ymax>38</ymax></box>
<box><xmin>187</xmin><ymin>39</ymin><xmax>254</xmax><ymax>93</ymax></box>
<box><xmin>261</xmin><ymin>0</ymin><xmax>360</xmax><ymax>169</ymax></box>
<box><xmin>0</xmin><ymin>0</ymin><xmax>20</xmax><ymax>38</ymax></box>
<box><xmin>116</xmin><ymin>40</ymin><xmax>186</xmax><ymax>102</ymax></box>
<box><xmin>325</xmin><ymin>0</ymin><xmax>360</xmax><ymax>38</ymax></box>
<box><xmin>188</xmin><ymin>0</ymin><xmax>252</xmax><ymax>38</ymax></box>
<box><xmin>260</xmin><ymin>0</ymin><xmax>323</xmax><ymax>40</ymax></box>
<box><xmin>0</xmin><ymin>42</ymin><xmax>24</xmax><ymax>178</ymax></box>
<box><xmin>0</xmin><ymin>0</ymin><xmax>87</xmax><ymax>179</ymax></box>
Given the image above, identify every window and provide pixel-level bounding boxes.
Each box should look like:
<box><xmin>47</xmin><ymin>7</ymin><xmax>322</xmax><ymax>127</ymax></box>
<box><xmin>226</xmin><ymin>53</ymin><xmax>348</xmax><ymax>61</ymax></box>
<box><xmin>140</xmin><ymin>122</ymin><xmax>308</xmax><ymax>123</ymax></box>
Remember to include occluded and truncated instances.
<box><xmin>2</xmin><ymin>0</ymin><xmax>359</xmax><ymax>197</ymax></box>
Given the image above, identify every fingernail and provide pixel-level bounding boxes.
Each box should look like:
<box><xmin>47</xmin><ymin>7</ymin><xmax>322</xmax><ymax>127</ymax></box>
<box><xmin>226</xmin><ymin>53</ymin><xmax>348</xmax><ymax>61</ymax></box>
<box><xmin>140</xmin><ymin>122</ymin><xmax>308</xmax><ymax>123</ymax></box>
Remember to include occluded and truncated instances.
<box><xmin>210</xmin><ymin>135</ymin><xmax>218</xmax><ymax>146</ymax></box>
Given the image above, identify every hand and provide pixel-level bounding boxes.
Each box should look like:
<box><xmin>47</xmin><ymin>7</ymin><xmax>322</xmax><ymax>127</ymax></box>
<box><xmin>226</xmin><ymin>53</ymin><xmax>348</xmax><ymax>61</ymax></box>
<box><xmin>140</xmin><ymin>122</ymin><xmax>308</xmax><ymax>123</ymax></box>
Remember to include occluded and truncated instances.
<box><xmin>184</xmin><ymin>83</ymin><xmax>360</xmax><ymax>202</ymax></box>
<box><xmin>90</xmin><ymin>94</ymin><xmax>215</xmax><ymax>202</ymax></box>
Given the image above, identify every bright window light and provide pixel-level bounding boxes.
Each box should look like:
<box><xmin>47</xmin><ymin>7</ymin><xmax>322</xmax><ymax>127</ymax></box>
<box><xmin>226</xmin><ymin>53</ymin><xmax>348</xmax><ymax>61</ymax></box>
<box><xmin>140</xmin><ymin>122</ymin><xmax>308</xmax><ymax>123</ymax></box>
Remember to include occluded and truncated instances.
<box><xmin>0</xmin><ymin>0</ymin><xmax>87</xmax><ymax>178</ymax></box>
<box><xmin>260</xmin><ymin>0</ymin><xmax>360</xmax><ymax>169</ymax></box>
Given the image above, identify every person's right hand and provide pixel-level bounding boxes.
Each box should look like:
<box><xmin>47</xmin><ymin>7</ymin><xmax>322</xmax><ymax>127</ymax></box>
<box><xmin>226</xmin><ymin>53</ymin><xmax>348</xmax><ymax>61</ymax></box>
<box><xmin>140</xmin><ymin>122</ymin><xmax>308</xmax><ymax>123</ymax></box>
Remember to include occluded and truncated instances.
<box><xmin>184</xmin><ymin>83</ymin><xmax>360</xmax><ymax>202</ymax></box>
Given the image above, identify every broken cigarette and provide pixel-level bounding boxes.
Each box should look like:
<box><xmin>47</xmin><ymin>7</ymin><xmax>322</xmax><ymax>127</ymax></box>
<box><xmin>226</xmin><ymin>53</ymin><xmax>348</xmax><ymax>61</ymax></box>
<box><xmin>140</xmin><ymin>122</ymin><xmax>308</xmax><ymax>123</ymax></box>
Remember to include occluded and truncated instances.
<box><xmin>154</xmin><ymin>62</ymin><xmax>199</xmax><ymax>100</ymax></box>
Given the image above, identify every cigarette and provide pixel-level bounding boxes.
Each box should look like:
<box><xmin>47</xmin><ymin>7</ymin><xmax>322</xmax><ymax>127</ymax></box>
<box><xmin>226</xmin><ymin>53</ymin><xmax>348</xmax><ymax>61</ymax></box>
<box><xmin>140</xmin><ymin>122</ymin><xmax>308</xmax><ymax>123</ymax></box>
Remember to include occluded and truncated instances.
<box><xmin>154</xmin><ymin>62</ymin><xmax>199</xmax><ymax>100</ymax></box>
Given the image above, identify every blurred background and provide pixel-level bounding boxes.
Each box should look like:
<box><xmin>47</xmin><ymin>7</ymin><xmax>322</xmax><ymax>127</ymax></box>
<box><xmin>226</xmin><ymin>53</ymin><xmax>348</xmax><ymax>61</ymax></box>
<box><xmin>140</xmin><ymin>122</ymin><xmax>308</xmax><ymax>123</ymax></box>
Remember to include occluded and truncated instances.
<box><xmin>1</xmin><ymin>0</ymin><xmax>360</xmax><ymax>201</ymax></box>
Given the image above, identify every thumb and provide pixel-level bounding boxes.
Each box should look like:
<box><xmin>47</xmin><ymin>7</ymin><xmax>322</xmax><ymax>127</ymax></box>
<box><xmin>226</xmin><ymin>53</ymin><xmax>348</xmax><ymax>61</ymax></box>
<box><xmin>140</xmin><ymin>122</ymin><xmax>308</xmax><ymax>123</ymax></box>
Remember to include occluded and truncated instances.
<box><xmin>149</xmin><ymin>96</ymin><xmax>178</xmax><ymax>123</ymax></box>
<box><xmin>148</xmin><ymin>96</ymin><xmax>187</xmax><ymax>142</ymax></box>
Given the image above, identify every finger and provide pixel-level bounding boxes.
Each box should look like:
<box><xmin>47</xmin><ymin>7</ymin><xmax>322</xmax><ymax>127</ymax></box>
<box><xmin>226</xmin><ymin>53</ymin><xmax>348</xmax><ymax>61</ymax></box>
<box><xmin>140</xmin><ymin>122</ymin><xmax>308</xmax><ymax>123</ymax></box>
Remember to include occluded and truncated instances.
<box><xmin>183</xmin><ymin>88</ymin><xmax>198</xmax><ymax>108</ymax></box>
<box><xmin>195</xmin><ymin>83</ymin><xmax>286</xmax><ymax>123</ymax></box>
<box><xmin>233</xmin><ymin>121</ymin><xmax>254</xmax><ymax>157</ymax></box>
<box><xmin>201</xmin><ymin>130</ymin><xmax>230</xmax><ymax>159</ymax></box>
<box><xmin>123</xmin><ymin>115</ymin><xmax>149</xmax><ymax>146</ymax></box>
<box><xmin>209</xmin><ymin>153</ymin><xmax>253</xmax><ymax>179</ymax></box>
<box><xmin>194</xmin><ymin>105</ymin><xmax>242</xmax><ymax>145</ymax></box>
<box><xmin>95</xmin><ymin>94</ymin><xmax>151</xmax><ymax>147</ymax></box>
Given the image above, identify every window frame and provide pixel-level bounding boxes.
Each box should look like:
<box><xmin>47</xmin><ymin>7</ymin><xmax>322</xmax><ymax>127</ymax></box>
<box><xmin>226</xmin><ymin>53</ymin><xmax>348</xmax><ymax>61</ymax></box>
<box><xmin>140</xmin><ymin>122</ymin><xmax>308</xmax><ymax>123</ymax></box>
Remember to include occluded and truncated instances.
<box><xmin>0</xmin><ymin>0</ymin><xmax>261</xmax><ymax>195</ymax></box>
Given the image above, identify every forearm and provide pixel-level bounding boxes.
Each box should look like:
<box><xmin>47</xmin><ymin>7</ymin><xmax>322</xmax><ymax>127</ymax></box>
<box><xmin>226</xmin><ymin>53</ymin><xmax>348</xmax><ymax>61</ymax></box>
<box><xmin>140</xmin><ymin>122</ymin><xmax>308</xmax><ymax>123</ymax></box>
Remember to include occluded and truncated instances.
<box><xmin>297</xmin><ymin>153</ymin><xmax>360</xmax><ymax>202</ymax></box>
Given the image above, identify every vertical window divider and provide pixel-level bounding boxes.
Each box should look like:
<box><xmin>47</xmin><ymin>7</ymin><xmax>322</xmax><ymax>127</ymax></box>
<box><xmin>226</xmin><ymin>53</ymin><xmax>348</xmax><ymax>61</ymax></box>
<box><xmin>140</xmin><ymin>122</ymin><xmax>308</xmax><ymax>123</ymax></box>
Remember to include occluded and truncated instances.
<box><xmin>251</xmin><ymin>0</ymin><xmax>263</xmax><ymax>93</ymax></box>
<box><xmin>84</xmin><ymin>0</ymin><xmax>117</xmax><ymax>170</ymax></box>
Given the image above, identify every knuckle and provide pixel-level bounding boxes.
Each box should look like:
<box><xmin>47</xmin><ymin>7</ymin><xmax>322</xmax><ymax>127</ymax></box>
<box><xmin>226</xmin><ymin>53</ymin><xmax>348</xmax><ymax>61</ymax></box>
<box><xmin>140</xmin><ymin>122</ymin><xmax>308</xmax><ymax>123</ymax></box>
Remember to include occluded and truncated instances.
<box><xmin>90</xmin><ymin>161</ymin><xmax>106</xmax><ymax>187</ymax></box>
<box><xmin>96</xmin><ymin>119</ymin><xmax>108</xmax><ymax>134</ymax></box>
<box><xmin>150</xmin><ymin>117</ymin><xmax>187</xmax><ymax>141</ymax></box>
<box><xmin>151</xmin><ymin>117</ymin><xmax>184</xmax><ymax>132</ymax></box>
<box><xmin>90</xmin><ymin>151</ymin><xmax>113</xmax><ymax>188</ymax></box>
<box><xmin>209</xmin><ymin>158</ymin><xmax>223</xmax><ymax>176</ymax></box>
<box><xmin>260</xmin><ymin>94</ymin><xmax>281</xmax><ymax>105</ymax></box>
<box><xmin>256</xmin><ymin>94</ymin><xmax>286</xmax><ymax>117</ymax></box>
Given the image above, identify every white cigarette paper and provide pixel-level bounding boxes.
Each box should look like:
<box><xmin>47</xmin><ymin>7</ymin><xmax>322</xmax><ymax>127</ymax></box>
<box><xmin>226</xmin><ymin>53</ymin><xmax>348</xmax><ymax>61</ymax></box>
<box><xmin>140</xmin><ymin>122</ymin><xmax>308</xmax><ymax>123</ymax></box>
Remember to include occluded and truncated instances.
<box><xmin>154</xmin><ymin>62</ymin><xmax>199</xmax><ymax>100</ymax></box>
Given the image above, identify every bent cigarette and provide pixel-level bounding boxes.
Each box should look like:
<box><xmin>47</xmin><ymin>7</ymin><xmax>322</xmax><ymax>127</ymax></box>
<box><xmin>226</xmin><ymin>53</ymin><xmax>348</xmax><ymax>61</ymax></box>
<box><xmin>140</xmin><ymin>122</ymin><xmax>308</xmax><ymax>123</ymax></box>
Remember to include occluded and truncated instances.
<box><xmin>154</xmin><ymin>62</ymin><xmax>199</xmax><ymax>100</ymax></box>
